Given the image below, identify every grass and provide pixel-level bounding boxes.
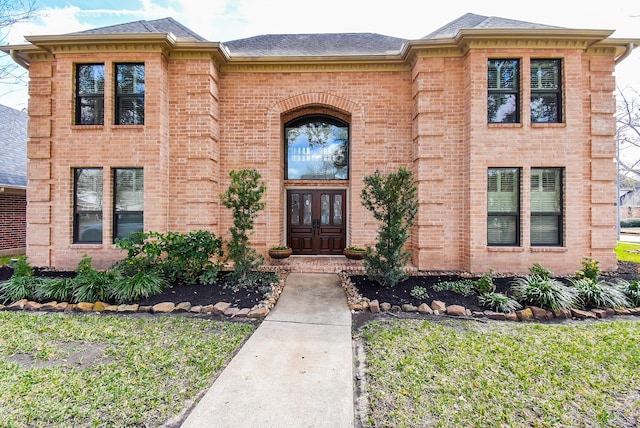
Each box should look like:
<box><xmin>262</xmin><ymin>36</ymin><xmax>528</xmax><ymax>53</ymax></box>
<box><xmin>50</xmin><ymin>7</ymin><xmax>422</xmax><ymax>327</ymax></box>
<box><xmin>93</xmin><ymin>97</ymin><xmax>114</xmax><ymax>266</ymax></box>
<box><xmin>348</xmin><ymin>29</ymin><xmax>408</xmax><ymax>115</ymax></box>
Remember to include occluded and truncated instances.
<box><xmin>615</xmin><ymin>241</ymin><xmax>640</xmax><ymax>263</ymax></box>
<box><xmin>0</xmin><ymin>312</ymin><xmax>256</xmax><ymax>427</ymax></box>
<box><xmin>359</xmin><ymin>319</ymin><xmax>640</xmax><ymax>427</ymax></box>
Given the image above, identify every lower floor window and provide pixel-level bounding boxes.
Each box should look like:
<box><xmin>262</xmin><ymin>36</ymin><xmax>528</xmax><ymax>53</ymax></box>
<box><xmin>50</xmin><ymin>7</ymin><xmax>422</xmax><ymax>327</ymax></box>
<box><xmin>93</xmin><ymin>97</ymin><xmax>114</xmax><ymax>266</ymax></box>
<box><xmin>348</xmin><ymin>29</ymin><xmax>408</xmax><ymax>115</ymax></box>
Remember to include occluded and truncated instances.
<box><xmin>74</xmin><ymin>168</ymin><xmax>103</xmax><ymax>243</ymax></box>
<box><xmin>531</xmin><ymin>168</ymin><xmax>563</xmax><ymax>245</ymax></box>
<box><xmin>487</xmin><ymin>168</ymin><xmax>520</xmax><ymax>246</ymax></box>
<box><xmin>113</xmin><ymin>168</ymin><xmax>144</xmax><ymax>242</ymax></box>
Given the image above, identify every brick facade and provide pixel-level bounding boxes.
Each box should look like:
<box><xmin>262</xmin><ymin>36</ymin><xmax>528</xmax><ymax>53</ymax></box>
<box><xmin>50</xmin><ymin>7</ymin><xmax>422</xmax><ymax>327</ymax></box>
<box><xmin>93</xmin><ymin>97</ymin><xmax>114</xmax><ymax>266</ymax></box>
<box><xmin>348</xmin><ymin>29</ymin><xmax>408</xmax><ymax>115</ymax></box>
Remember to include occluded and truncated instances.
<box><xmin>0</xmin><ymin>191</ymin><xmax>26</xmax><ymax>256</ymax></box>
<box><xmin>7</xmin><ymin>22</ymin><xmax>633</xmax><ymax>274</ymax></box>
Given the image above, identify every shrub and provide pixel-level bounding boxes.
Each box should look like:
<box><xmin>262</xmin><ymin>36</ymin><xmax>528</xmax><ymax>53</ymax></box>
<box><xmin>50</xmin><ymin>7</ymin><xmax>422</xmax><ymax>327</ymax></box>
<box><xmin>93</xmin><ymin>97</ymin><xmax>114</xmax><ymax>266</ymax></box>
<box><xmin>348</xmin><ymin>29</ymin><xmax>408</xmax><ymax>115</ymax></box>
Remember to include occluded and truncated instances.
<box><xmin>221</xmin><ymin>169</ymin><xmax>266</xmax><ymax>285</ymax></box>
<box><xmin>432</xmin><ymin>279</ymin><xmax>476</xmax><ymax>296</ymax></box>
<box><xmin>529</xmin><ymin>263</ymin><xmax>552</xmax><ymax>280</ymax></box>
<box><xmin>478</xmin><ymin>292</ymin><xmax>522</xmax><ymax>313</ymax></box>
<box><xmin>570</xmin><ymin>278</ymin><xmax>631</xmax><ymax>309</ymax></box>
<box><xmin>410</xmin><ymin>286</ymin><xmax>429</xmax><ymax>301</ymax></box>
<box><xmin>620</xmin><ymin>218</ymin><xmax>640</xmax><ymax>228</ymax></box>
<box><xmin>0</xmin><ymin>257</ymin><xmax>41</xmax><ymax>304</ymax></box>
<box><xmin>510</xmin><ymin>275</ymin><xmax>579</xmax><ymax>311</ymax></box>
<box><xmin>474</xmin><ymin>271</ymin><xmax>496</xmax><ymax>295</ymax></box>
<box><xmin>110</xmin><ymin>271</ymin><xmax>168</xmax><ymax>304</ymax></box>
<box><xmin>575</xmin><ymin>256</ymin><xmax>600</xmax><ymax>282</ymax></box>
<box><xmin>361</xmin><ymin>167</ymin><xmax>418</xmax><ymax>287</ymax></box>
<box><xmin>34</xmin><ymin>277</ymin><xmax>74</xmax><ymax>303</ymax></box>
<box><xmin>71</xmin><ymin>256</ymin><xmax>120</xmax><ymax>303</ymax></box>
<box><xmin>616</xmin><ymin>278</ymin><xmax>640</xmax><ymax>307</ymax></box>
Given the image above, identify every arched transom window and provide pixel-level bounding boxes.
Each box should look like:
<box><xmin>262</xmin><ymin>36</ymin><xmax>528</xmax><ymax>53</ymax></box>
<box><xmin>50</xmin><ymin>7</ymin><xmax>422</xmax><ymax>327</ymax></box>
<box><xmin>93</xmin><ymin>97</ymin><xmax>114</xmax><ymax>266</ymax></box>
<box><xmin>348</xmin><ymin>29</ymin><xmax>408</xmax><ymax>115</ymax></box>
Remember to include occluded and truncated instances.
<box><xmin>285</xmin><ymin>115</ymin><xmax>349</xmax><ymax>180</ymax></box>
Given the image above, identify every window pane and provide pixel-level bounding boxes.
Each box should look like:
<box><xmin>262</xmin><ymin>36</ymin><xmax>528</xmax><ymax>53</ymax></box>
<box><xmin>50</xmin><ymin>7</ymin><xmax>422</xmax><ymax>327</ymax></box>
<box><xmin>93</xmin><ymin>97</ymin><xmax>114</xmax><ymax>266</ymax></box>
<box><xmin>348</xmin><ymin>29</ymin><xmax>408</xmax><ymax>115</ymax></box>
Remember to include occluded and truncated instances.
<box><xmin>488</xmin><ymin>60</ymin><xmax>519</xmax><ymax>90</ymax></box>
<box><xmin>78</xmin><ymin>97</ymin><xmax>104</xmax><ymax>125</ymax></box>
<box><xmin>290</xmin><ymin>194</ymin><xmax>300</xmax><ymax>225</ymax></box>
<box><xmin>75</xmin><ymin>169</ymin><xmax>103</xmax><ymax>211</ymax></box>
<box><xmin>531</xmin><ymin>60</ymin><xmax>560</xmax><ymax>90</ymax></box>
<box><xmin>531</xmin><ymin>168</ymin><xmax>561</xmax><ymax>212</ymax></box>
<box><xmin>286</xmin><ymin>116</ymin><xmax>349</xmax><ymax>180</ymax></box>
<box><xmin>488</xmin><ymin>215</ymin><xmax>517</xmax><ymax>245</ymax></box>
<box><xmin>77</xmin><ymin>65</ymin><xmax>104</xmax><ymax>95</ymax></box>
<box><xmin>115</xmin><ymin>212</ymin><xmax>143</xmax><ymax>240</ymax></box>
<box><xmin>117</xmin><ymin>97</ymin><xmax>145</xmax><ymax>125</ymax></box>
<box><xmin>321</xmin><ymin>194</ymin><xmax>330</xmax><ymax>225</ymax></box>
<box><xmin>488</xmin><ymin>94</ymin><xmax>518</xmax><ymax>123</ymax></box>
<box><xmin>116</xmin><ymin>64</ymin><xmax>145</xmax><ymax>125</ymax></box>
<box><xmin>115</xmin><ymin>169</ymin><xmax>144</xmax><ymax>211</ymax></box>
<box><xmin>76</xmin><ymin>213</ymin><xmax>103</xmax><ymax>243</ymax></box>
<box><xmin>531</xmin><ymin>94</ymin><xmax>559</xmax><ymax>123</ymax></box>
<box><xmin>303</xmin><ymin>194</ymin><xmax>312</xmax><ymax>225</ymax></box>
<box><xmin>333</xmin><ymin>194</ymin><xmax>343</xmax><ymax>225</ymax></box>
<box><xmin>531</xmin><ymin>216</ymin><xmax>560</xmax><ymax>245</ymax></box>
<box><xmin>117</xmin><ymin>64</ymin><xmax>145</xmax><ymax>95</ymax></box>
<box><xmin>488</xmin><ymin>169</ymin><xmax>518</xmax><ymax>212</ymax></box>
<box><xmin>77</xmin><ymin>64</ymin><xmax>104</xmax><ymax>125</ymax></box>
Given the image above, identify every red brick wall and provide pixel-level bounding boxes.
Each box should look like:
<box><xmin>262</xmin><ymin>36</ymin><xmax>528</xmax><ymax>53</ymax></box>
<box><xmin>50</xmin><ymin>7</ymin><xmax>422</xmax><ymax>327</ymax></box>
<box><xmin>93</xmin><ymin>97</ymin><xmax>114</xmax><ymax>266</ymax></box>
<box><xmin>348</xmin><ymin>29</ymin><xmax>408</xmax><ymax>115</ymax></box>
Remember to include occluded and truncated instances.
<box><xmin>0</xmin><ymin>192</ymin><xmax>26</xmax><ymax>255</ymax></box>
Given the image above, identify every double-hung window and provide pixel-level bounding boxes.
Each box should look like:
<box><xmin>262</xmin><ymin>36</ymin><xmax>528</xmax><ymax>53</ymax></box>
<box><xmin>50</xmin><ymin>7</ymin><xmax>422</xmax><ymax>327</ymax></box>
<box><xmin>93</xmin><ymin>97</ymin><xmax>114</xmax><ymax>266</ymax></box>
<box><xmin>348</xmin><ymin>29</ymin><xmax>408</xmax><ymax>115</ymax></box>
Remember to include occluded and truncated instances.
<box><xmin>531</xmin><ymin>168</ymin><xmax>563</xmax><ymax>245</ymax></box>
<box><xmin>113</xmin><ymin>168</ymin><xmax>144</xmax><ymax>241</ymax></box>
<box><xmin>531</xmin><ymin>59</ymin><xmax>562</xmax><ymax>123</ymax></box>
<box><xmin>74</xmin><ymin>168</ymin><xmax>103</xmax><ymax>243</ymax></box>
<box><xmin>115</xmin><ymin>63</ymin><xmax>145</xmax><ymax>125</ymax></box>
<box><xmin>488</xmin><ymin>59</ymin><xmax>520</xmax><ymax>123</ymax></box>
<box><xmin>76</xmin><ymin>64</ymin><xmax>105</xmax><ymax>125</ymax></box>
<box><xmin>487</xmin><ymin>168</ymin><xmax>520</xmax><ymax>246</ymax></box>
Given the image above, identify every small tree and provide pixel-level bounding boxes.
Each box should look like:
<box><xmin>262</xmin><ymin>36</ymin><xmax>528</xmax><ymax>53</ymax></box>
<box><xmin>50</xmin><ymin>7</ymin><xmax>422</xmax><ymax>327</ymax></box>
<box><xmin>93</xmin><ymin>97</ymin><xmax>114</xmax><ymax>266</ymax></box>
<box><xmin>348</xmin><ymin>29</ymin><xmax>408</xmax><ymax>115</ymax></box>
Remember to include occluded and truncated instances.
<box><xmin>361</xmin><ymin>167</ymin><xmax>418</xmax><ymax>287</ymax></box>
<box><xmin>221</xmin><ymin>169</ymin><xmax>266</xmax><ymax>283</ymax></box>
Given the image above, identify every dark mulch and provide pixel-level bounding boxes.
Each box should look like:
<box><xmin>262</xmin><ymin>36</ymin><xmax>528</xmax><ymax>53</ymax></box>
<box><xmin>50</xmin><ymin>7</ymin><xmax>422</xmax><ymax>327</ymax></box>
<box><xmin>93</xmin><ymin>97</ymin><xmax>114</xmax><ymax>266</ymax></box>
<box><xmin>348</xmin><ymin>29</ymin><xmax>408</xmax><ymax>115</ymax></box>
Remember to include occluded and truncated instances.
<box><xmin>0</xmin><ymin>267</ymin><xmax>267</xmax><ymax>308</ymax></box>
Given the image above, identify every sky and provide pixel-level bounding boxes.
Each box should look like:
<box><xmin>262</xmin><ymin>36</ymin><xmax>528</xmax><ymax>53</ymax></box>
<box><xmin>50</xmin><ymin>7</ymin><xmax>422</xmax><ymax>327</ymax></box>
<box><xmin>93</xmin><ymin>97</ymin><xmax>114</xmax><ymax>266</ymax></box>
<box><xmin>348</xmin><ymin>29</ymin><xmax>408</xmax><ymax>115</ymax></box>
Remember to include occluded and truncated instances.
<box><xmin>0</xmin><ymin>0</ymin><xmax>639</xmax><ymax>111</ymax></box>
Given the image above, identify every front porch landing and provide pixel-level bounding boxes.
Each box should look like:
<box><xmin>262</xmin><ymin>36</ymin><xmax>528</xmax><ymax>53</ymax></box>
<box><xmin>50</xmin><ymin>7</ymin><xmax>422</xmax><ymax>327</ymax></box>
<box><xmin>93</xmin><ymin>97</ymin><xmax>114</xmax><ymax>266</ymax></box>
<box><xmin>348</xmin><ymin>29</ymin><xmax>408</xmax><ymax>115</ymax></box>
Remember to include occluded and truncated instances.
<box><xmin>265</xmin><ymin>256</ymin><xmax>418</xmax><ymax>274</ymax></box>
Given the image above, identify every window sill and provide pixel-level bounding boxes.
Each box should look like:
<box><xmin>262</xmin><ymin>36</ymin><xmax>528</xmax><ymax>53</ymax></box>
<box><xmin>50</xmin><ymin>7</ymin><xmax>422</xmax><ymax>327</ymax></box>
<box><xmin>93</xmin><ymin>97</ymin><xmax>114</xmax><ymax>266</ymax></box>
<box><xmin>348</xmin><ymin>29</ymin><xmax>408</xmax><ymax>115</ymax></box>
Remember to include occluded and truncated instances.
<box><xmin>531</xmin><ymin>123</ymin><xmax>566</xmax><ymax>129</ymax></box>
<box><xmin>71</xmin><ymin>125</ymin><xmax>104</xmax><ymax>131</ymax></box>
<box><xmin>530</xmin><ymin>246</ymin><xmax>567</xmax><ymax>252</ymax></box>
<box><xmin>488</xmin><ymin>123</ymin><xmax>522</xmax><ymax>129</ymax></box>
<box><xmin>487</xmin><ymin>246</ymin><xmax>524</xmax><ymax>252</ymax></box>
<box><xmin>72</xmin><ymin>243</ymin><xmax>103</xmax><ymax>247</ymax></box>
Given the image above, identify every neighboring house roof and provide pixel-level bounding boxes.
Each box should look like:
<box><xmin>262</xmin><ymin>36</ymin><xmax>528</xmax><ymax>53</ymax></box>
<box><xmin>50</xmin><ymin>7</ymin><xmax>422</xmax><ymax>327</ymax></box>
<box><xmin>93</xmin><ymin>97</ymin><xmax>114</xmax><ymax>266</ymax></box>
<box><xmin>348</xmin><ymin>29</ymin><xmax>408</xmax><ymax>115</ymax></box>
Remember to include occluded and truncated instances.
<box><xmin>0</xmin><ymin>104</ymin><xmax>27</xmax><ymax>189</ymax></box>
<box><xmin>223</xmin><ymin>33</ymin><xmax>407</xmax><ymax>56</ymax></box>
<box><xmin>74</xmin><ymin>17</ymin><xmax>207</xmax><ymax>41</ymax></box>
<box><xmin>423</xmin><ymin>12</ymin><xmax>563</xmax><ymax>39</ymax></box>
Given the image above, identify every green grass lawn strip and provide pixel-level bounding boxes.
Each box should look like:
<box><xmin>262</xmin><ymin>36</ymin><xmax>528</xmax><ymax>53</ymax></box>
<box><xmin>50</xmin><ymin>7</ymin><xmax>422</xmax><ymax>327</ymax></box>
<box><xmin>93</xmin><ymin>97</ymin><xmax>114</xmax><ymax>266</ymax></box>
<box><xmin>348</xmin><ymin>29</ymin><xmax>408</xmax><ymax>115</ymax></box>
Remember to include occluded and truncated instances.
<box><xmin>0</xmin><ymin>312</ymin><xmax>256</xmax><ymax>427</ymax></box>
<box><xmin>360</xmin><ymin>319</ymin><xmax>640</xmax><ymax>427</ymax></box>
<box><xmin>615</xmin><ymin>241</ymin><xmax>640</xmax><ymax>263</ymax></box>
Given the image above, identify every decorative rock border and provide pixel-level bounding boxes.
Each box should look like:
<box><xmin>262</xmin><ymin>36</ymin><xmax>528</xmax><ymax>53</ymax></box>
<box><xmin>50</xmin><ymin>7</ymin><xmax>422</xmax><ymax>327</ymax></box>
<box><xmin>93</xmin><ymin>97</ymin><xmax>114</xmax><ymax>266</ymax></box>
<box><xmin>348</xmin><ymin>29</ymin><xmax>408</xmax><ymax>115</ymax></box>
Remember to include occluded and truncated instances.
<box><xmin>0</xmin><ymin>271</ymin><xmax>287</xmax><ymax>319</ymax></box>
<box><xmin>339</xmin><ymin>272</ymin><xmax>640</xmax><ymax>322</ymax></box>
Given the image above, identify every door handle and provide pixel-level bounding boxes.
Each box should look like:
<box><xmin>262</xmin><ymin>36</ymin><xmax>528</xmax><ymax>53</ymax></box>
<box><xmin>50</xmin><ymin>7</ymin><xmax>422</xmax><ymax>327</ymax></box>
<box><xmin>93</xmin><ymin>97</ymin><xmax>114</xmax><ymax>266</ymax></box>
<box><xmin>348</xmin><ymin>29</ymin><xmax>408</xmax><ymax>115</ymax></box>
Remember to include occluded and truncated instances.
<box><xmin>312</xmin><ymin>219</ymin><xmax>320</xmax><ymax>233</ymax></box>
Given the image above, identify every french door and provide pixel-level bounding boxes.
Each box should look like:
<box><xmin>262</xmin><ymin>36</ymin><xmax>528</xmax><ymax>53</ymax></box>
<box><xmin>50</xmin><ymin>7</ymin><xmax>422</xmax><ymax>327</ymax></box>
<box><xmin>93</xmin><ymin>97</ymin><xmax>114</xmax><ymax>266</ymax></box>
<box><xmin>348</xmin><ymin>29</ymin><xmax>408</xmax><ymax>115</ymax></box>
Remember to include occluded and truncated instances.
<box><xmin>287</xmin><ymin>190</ymin><xmax>346</xmax><ymax>255</ymax></box>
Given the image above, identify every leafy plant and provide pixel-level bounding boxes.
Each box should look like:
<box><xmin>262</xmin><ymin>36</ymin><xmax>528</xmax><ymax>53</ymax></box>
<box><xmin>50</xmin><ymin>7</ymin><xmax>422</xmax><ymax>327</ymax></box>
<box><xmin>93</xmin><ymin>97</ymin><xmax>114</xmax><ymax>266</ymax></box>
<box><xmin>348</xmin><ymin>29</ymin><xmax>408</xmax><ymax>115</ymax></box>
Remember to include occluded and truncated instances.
<box><xmin>529</xmin><ymin>263</ymin><xmax>552</xmax><ymax>280</ymax></box>
<box><xmin>432</xmin><ymin>279</ymin><xmax>476</xmax><ymax>296</ymax></box>
<box><xmin>410</xmin><ymin>286</ymin><xmax>429</xmax><ymax>301</ymax></box>
<box><xmin>71</xmin><ymin>256</ymin><xmax>120</xmax><ymax>303</ymax></box>
<box><xmin>360</xmin><ymin>167</ymin><xmax>418</xmax><ymax>287</ymax></box>
<box><xmin>615</xmin><ymin>278</ymin><xmax>640</xmax><ymax>306</ymax></box>
<box><xmin>575</xmin><ymin>256</ymin><xmax>601</xmax><ymax>282</ymax></box>
<box><xmin>33</xmin><ymin>277</ymin><xmax>74</xmax><ymax>303</ymax></box>
<box><xmin>110</xmin><ymin>271</ymin><xmax>168</xmax><ymax>304</ymax></box>
<box><xmin>346</xmin><ymin>246</ymin><xmax>365</xmax><ymax>252</ymax></box>
<box><xmin>0</xmin><ymin>257</ymin><xmax>41</xmax><ymax>304</ymax></box>
<box><xmin>478</xmin><ymin>292</ymin><xmax>522</xmax><ymax>313</ymax></box>
<box><xmin>570</xmin><ymin>278</ymin><xmax>631</xmax><ymax>309</ymax></box>
<box><xmin>11</xmin><ymin>256</ymin><xmax>33</xmax><ymax>277</ymax></box>
<box><xmin>510</xmin><ymin>275</ymin><xmax>579</xmax><ymax>311</ymax></box>
<box><xmin>474</xmin><ymin>271</ymin><xmax>496</xmax><ymax>294</ymax></box>
<box><xmin>221</xmin><ymin>169</ymin><xmax>266</xmax><ymax>285</ymax></box>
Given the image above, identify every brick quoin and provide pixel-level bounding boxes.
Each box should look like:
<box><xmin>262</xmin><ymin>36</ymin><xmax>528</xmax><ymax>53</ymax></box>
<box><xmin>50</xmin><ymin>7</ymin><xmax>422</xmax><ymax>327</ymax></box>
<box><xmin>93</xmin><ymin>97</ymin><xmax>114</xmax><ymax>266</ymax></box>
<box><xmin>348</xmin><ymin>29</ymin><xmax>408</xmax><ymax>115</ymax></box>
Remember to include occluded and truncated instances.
<box><xmin>4</xmin><ymin>18</ymin><xmax>634</xmax><ymax>274</ymax></box>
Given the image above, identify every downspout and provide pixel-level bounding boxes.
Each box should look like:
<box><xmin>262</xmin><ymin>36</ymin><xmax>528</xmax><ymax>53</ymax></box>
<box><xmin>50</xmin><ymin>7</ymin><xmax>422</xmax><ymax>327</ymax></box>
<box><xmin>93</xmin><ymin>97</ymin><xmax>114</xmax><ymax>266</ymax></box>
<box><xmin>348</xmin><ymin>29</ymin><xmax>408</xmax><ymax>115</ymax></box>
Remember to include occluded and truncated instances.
<box><xmin>10</xmin><ymin>49</ymin><xmax>30</xmax><ymax>69</ymax></box>
<box><xmin>615</xmin><ymin>42</ymin><xmax>635</xmax><ymax>65</ymax></box>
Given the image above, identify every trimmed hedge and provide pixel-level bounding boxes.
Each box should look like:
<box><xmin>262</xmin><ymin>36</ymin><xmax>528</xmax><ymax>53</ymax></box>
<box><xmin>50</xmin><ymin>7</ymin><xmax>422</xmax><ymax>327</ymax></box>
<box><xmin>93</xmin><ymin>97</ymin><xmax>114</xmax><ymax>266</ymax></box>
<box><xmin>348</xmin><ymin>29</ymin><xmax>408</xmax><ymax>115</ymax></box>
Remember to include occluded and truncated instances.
<box><xmin>621</xmin><ymin>218</ymin><xmax>640</xmax><ymax>228</ymax></box>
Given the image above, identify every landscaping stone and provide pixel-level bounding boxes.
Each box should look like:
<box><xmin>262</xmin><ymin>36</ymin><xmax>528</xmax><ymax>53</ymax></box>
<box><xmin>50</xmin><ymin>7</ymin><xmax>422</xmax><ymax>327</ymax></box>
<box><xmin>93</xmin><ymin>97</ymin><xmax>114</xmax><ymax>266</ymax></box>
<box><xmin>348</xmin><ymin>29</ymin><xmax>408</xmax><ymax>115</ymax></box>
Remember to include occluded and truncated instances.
<box><xmin>418</xmin><ymin>303</ymin><xmax>433</xmax><ymax>315</ymax></box>
<box><xmin>76</xmin><ymin>302</ymin><xmax>94</xmax><ymax>312</ymax></box>
<box><xmin>472</xmin><ymin>311</ymin><xmax>485</xmax><ymax>318</ymax></box>
<box><xmin>369</xmin><ymin>300</ymin><xmax>380</xmax><ymax>313</ymax></box>
<box><xmin>203</xmin><ymin>304</ymin><xmax>214</xmax><ymax>314</ymax></box>
<box><xmin>213</xmin><ymin>302</ymin><xmax>231</xmax><ymax>314</ymax></box>
<box><xmin>516</xmin><ymin>308</ymin><xmax>533</xmax><ymax>321</ymax></box>
<box><xmin>431</xmin><ymin>300</ymin><xmax>446</xmax><ymax>312</ymax></box>
<box><xmin>390</xmin><ymin>305</ymin><xmax>401</xmax><ymax>312</ymax></box>
<box><xmin>485</xmin><ymin>311</ymin><xmax>506</xmax><ymax>321</ymax></box>
<box><xmin>152</xmin><ymin>302</ymin><xmax>175</xmax><ymax>313</ymax></box>
<box><xmin>139</xmin><ymin>305</ymin><xmax>152</xmax><ymax>313</ymax></box>
<box><xmin>401</xmin><ymin>304</ymin><xmax>418</xmax><ymax>313</ymax></box>
<box><xmin>64</xmin><ymin>304</ymin><xmax>77</xmax><ymax>313</ymax></box>
<box><xmin>40</xmin><ymin>301</ymin><xmax>58</xmax><ymax>311</ymax></box>
<box><xmin>118</xmin><ymin>304</ymin><xmax>139</xmax><ymax>313</ymax></box>
<box><xmin>446</xmin><ymin>305</ymin><xmax>466</xmax><ymax>317</ymax></box>
<box><xmin>6</xmin><ymin>299</ymin><xmax>27</xmax><ymax>311</ymax></box>
<box><xmin>629</xmin><ymin>307</ymin><xmax>640</xmax><ymax>315</ymax></box>
<box><xmin>190</xmin><ymin>305</ymin><xmax>202</xmax><ymax>314</ymax></box>
<box><xmin>175</xmin><ymin>302</ymin><xmax>192</xmax><ymax>312</ymax></box>
<box><xmin>571</xmin><ymin>309</ymin><xmax>596</xmax><ymax>319</ymax></box>
<box><xmin>528</xmin><ymin>306</ymin><xmax>553</xmax><ymax>321</ymax></box>
<box><xmin>103</xmin><ymin>304</ymin><xmax>118</xmax><ymax>312</ymax></box>
<box><xmin>224</xmin><ymin>307</ymin><xmax>239</xmax><ymax>317</ymax></box>
<box><xmin>24</xmin><ymin>301</ymin><xmax>42</xmax><ymax>311</ymax></box>
<box><xmin>248</xmin><ymin>307</ymin><xmax>269</xmax><ymax>318</ymax></box>
<box><xmin>553</xmin><ymin>308</ymin><xmax>571</xmax><ymax>319</ymax></box>
<box><xmin>504</xmin><ymin>312</ymin><xmax>518</xmax><ymax>321</ymax></box>
<box><xmin>93</xmin><ymin>301</ymin><xmax>107</xmax><ymax>312</ymax></box>
<box><xmin>53</xmin><ymin>302</ymin><xmax>68</xmax><ymax>312</ymax></box>
<box><xmin>380</xmin><ymin>302</ymin><xmax>391</xmax><ymax>312</ymax></box>
<box><xmin>614</xmin><ymin>308</ymin><xmax>631</xmax><ymax>315</ymax></box>
<box><xmin>592</xmin><ymin>309</ymin><xmax>607</xmax><ymax>319</ymax></box>
<box><xmin>234</xmin><ymin>308</ymin><xmax>250</xmax><ymax>318</ymax></box>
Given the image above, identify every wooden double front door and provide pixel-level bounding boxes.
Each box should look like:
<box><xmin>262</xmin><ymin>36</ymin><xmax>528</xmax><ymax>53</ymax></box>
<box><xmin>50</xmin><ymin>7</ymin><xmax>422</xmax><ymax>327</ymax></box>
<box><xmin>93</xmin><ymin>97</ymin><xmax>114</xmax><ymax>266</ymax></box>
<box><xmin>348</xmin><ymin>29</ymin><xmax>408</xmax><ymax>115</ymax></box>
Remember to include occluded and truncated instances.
<box><xmin>287</xmin><ymin>190</ymin><xmax>346</xmax><ymax>255</ymax></box>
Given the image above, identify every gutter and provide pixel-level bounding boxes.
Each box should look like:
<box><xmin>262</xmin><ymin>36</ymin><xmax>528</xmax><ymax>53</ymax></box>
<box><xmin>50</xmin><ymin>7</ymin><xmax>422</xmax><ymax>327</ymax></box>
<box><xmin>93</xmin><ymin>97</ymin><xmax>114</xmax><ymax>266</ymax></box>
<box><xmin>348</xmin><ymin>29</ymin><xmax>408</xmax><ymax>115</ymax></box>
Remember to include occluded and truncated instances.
<box><xmin>615</xmin><ymin>42</ymin><xmax>636</xmax><ymax>65</ymax></box>
<box><xmin>10</xmin><ymin>49</ymin><xmax>29</xmax><ymax>70</ymax></box>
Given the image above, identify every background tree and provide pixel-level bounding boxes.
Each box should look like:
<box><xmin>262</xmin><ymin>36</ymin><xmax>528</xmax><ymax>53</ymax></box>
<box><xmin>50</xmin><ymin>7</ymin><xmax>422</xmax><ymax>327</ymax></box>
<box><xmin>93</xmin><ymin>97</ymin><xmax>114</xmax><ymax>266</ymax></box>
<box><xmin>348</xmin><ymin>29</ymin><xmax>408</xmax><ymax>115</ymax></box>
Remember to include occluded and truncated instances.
<box><xmin>0</xmin><ymin>0</ymin><xmax>37</xmax><ymax>98</ymax></box>
<box><xmin>617</xmin><ymin>87</ymin><xmax>640</xmax><ymax>180</ymax></box>
<box><xmin>361</xmin><ymin>167</ymin><xmax>418</xmax><ymax>287</ymax></box>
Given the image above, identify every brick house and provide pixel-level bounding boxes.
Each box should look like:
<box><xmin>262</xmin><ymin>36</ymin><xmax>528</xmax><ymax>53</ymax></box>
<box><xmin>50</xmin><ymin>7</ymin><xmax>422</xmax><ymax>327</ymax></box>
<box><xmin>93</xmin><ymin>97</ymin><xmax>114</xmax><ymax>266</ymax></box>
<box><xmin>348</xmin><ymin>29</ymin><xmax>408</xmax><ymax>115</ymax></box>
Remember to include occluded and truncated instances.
<box><xmin>2</xmin><ymin>13</ymin><xmax>638</xmax><ymax>274</ymax></box>
<box><xmin>0</xmin><ymin>104</ymin><xmax>28</xmax><ymax>257</ymax></box>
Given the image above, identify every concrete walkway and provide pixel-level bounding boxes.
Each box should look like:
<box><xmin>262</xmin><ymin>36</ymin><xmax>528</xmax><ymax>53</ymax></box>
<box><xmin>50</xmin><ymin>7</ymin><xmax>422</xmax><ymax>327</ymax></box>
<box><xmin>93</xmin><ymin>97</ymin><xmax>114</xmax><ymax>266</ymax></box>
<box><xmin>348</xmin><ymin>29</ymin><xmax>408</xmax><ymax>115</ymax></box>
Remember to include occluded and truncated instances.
<box><xmin>180</xmin><ymin>273</ymin><xmax>354</xmax><ymax>428</ymax></box>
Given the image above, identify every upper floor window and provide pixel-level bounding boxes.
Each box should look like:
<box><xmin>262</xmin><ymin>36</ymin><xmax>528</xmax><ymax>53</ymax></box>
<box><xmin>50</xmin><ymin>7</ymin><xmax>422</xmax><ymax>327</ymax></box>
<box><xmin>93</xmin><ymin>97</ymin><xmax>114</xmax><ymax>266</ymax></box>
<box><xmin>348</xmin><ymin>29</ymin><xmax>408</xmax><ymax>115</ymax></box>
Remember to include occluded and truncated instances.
<box><xmin>76</xmin><ymin>64</ymin><xmax>105</xmax><ymax>125</ymax></box>
<box><xmin>531</xmin><ymin>59</ymin><xmax>562</xmax><ymax>123</ymax></box>
<box><xmin>115</xmin><ymin>63</ymin><xmax>145</xmax><ymax>125</ymax></box>
<box><xmin>285</xmin><ymin>115</ymin><xmax>349</xmax><ymax>180</ymax></box>
<box><xmin>488</xmin><ymin>59</ymin><xmax>520</xmax><ymax>124</ymax></box>
<box><xmin>74</xmin><ymin>168</ymin><xmax>103</xmax><ymax>243</ymax></box>
<box><xmin>487</xmin><ymin>168</ymin><xmax>520</xmax><ymax>246</ymax></box>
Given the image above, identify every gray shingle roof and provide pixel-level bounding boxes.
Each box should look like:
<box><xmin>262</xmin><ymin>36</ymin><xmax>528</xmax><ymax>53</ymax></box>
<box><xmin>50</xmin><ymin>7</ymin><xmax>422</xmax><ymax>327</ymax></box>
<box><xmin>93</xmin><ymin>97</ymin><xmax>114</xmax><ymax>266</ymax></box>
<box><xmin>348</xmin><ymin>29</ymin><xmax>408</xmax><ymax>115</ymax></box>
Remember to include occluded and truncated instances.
<box><xmin>0</xmin><ymin>104</ymin><xmax>27</xmax><ymax>188</ymax></box>
<box><xmin>223</xmin><ymin>33</ymin><xmax>407</xmax><ymax>56</ymax></box>
<box><xmin>74</xmin><ymin>17</ymin><xmax>207</xmax><ymax>41</ymax></box>
<box><xmin>423</xmin><ymin>13</ymin><xmax>563</xmax><ymax>39</ymax></box>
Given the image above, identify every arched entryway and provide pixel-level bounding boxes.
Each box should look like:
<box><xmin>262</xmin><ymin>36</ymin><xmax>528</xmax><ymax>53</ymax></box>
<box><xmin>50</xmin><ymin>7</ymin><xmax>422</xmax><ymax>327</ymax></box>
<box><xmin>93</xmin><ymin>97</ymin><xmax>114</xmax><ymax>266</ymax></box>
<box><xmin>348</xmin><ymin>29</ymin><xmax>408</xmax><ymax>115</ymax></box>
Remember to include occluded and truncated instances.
<box><xmin>284</xmin><ymin>114</ymin><xmax>349</xmax><ymax>255</ymax></box>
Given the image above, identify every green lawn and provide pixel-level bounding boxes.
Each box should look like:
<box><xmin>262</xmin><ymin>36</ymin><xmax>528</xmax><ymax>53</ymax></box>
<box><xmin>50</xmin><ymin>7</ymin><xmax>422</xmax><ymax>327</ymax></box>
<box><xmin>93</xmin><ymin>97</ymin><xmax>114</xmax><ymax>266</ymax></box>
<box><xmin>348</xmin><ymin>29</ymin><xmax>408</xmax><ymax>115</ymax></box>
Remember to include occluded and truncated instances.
<box><xmin>616</xmin><ymin>241</ymin><xmax>640</xmax><ymax>263</ymax></box>
<box><xmin>0</xmin><ymin>312</ymin><xmax>256</xmax><ymax>427</ymax></box>
<box><xmin>359</xmin><ymin>318</ymin><xmax>640</xmax><ymax>427</ymax></box>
